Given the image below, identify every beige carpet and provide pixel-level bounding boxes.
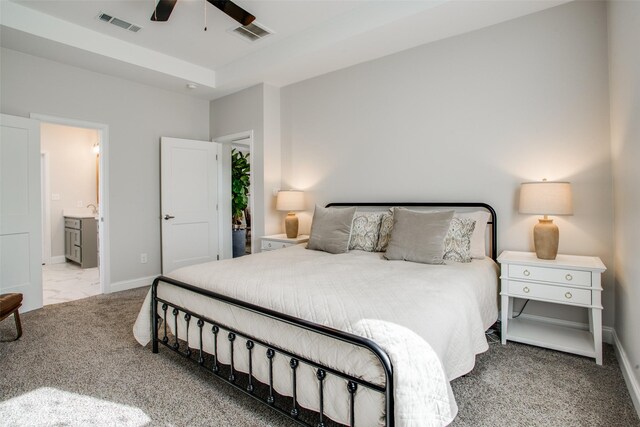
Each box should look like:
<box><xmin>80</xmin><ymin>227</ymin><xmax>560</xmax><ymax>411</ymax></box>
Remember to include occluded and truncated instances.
<box><xmin>0</xmin><ymin>287</ymin><xmax>638</xmax><ymax>426</ymax></box>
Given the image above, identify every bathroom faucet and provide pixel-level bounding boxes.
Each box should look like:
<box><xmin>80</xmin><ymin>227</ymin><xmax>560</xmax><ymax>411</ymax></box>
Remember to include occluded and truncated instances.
<box><xmin>87</xmin><ymin>204</ymin><xmax>98</xmax><ymax>215</ymax></box>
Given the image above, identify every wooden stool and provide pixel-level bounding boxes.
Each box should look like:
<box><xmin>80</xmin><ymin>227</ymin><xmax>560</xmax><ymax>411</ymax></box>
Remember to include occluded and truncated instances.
<box><xmin>0</xmin><ymin>293</ymin><xmax>23</xmax><ymax>341</ymax></box>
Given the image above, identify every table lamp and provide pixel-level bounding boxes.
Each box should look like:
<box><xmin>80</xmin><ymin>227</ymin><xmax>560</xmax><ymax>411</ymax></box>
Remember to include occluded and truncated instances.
<box><xmin>519</xmin><ymin>179</ymin><xmax>573</xmax><ymax>260</ymax></box>
<box><xmin>276</xmin><ymin>190</ymin><xmax>305</xmax><ymax>238</ymax></box>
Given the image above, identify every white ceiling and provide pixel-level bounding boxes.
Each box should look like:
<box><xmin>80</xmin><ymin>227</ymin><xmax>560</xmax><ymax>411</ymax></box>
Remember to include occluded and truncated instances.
<box><xmin>0</xmin><ymin>0</ymin><xmax>570</xmax><ymax>100</ymax></box>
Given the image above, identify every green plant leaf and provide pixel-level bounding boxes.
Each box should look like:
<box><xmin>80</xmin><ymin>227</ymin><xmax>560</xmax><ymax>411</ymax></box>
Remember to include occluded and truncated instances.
<box><xmin>231</xmin><ymin>148</ymin><xmax>251</xmax><ymax>222</ymax></box>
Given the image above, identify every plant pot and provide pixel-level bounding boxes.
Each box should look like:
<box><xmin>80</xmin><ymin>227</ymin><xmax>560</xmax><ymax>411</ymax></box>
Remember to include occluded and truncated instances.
<box><xmin>232</xmin><ymin>229</ymin><xmax>246</xmax><ymax>258</ymax></box>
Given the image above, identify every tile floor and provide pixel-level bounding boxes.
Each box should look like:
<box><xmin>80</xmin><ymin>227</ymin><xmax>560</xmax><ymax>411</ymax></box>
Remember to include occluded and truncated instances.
<box><xmin>42</xmin><ymin>262</ymin><xmax>101</xmax><ymax>305</ymax></box>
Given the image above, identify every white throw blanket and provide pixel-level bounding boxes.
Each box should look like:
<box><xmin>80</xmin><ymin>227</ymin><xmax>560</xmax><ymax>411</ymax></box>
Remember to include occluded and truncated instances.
<box><xmin>134</xmin><ymin>245</ymin><xmax>498</xmax><ymax>426</ymax></box>
<box><xmin>352</xmin><ymin>319</ymin><xmax>456</xmax><ymax>426</ymax></box>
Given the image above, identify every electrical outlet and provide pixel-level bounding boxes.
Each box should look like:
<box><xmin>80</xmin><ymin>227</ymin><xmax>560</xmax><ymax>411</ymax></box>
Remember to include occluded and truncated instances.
<box><xmin>51</xmin><ymin>194</ymin><xmax>61</xmax><ymax>201</ymax></box>
<box><xmin>76</xmin><ymin>200</ymin><xmax>83</xmax><ymax>207</ymax></box>
<box><xmin>140</xmin><ymin>253</ymin><xmax>148</xmax><ymax>264</ymax></box>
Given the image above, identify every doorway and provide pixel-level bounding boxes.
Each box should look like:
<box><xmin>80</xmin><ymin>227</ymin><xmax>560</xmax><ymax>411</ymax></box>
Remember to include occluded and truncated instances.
<box><xmin>214</xmin><ymin>131</ymin><xmax>255</xmax><ymax>258</ymax></box>
<box><xmin>33</xmin><ymin>114</ymin><xmax>110</xmax><ymax>305</ymax></box>
<box><xmin>231</xmin><ymin>144</ymin><xmax>251</xmax><ymax>257</ymax></box>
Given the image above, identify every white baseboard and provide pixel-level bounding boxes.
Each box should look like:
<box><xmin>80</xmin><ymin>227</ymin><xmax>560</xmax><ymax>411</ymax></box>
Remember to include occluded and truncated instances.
<box><xmin>515</xmin><ymin>312</ymin><xmax>614</xmax><ymax>344</ymax></box>
<box><xmin>611</xmin><ymin>330</ymin><xmax>640</xmax><ymax>418</ymax></box>
<box><xmin>108</xmin><ymin>275</ymin><xmax>156</xmax><ymax>293</ymax></box>
<box><xmin>49</xmin><ymin>256</ymin><xmax>66</xmax><ymax>265</ymax></box>
<box><xmin>602</xmin><ymin>326</ymin><xmax>614</xmax><ymax>345</ymax></box>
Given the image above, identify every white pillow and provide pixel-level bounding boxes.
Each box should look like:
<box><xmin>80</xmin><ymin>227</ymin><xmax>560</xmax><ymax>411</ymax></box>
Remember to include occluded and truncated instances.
<box><xmin>455</xmin><ymin>211</ymin><xmax>490</xmax><ymax>259</ymax></box>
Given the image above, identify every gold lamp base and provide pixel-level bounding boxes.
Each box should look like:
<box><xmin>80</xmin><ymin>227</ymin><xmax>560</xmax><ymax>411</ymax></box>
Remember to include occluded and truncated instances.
<box><xmin>285</xmin><ymin>212</ymin><xmax>299</xmax><ymax>238</ymax></box>
<box><xmin>533</xmin><ymin>218</ymin><xmax>559</xmax><ymax>260</ymax></box>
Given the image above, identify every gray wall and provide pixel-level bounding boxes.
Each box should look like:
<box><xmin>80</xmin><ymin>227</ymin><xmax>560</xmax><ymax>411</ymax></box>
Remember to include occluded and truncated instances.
<box><xmin>1</xmin><ymin>47</ymin><xmax>210</xmax><ymax>286</ymax></box>
<box><xmin>281</xmin><ymin>1</ymin><xmax>615</xmax><ymax>327</ymax></box>
<box><xmin>608</xmin><ymin>0</ymin><xmax>640</xmax><ymax>399</ymax></box>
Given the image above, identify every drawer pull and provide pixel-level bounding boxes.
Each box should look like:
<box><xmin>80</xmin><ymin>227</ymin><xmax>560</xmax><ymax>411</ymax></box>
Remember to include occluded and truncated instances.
<box><xmin>565</xmin><ymin>274</ymin><xmax>573</xmax><ymax>281</ymax></box>
<box><xmin>523</xmin><ymin>269</ymin><xmax>530</xmax><ymax>277</ymax></box>
<box><xmin>268</xmin><ymin>243</ymin><xmax>272</xmax><ymax>248</ymax></box>
<box><xmin>523</xmin><ymin>286</ymin><xmax>530</xmax><ymax>293</ymax></box>
<box><xmin>565</xmin><ymin>292</ymin><xmax>572</xmax><ymax>299</ymax></box>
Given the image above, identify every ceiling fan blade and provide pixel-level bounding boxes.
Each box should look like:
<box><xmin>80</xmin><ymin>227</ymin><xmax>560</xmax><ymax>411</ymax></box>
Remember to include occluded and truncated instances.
<box><xmin>207</xmin><ymin>0</ymin><xmax>256</xmax><ymax>26</ymax></box>
<box><xmin>150</xmin><ymin>0</ymin><xmax>178</xmax><ymax>22</ymax></box>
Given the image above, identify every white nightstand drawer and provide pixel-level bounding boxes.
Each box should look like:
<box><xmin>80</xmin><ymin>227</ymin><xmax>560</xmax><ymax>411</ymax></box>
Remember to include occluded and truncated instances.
<box><xmin>508</xmin><ymin>281</ymin><xmax>591</xmax><ymax>305</ymax></box>
<box><xmin>261</xmin><ymin>235</ymin><xmax>309</xmax><ymax>252</ymax></box>
<box><xmin>508</xmin><ymin>264</ymin><xmax>591</xmax><ymax>287</ymax></box>
<box><xmin>261</xmin><ymin>241</ymin><xmax>291</xmax><ymax>251</ymax></box>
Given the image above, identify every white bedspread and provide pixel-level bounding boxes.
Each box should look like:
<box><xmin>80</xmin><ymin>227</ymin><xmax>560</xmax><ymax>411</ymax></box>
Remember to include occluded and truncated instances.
<box><xmin>134</xmin><ymin>245</ymin><xmax>498</xmax><ymax>426</ymax></box>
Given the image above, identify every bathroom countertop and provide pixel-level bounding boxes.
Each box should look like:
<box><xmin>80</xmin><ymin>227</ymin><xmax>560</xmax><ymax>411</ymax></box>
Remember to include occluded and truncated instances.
<box><xmin>63</xmin><ymin>208</ymin><xmax>98</xmax><ymax>219</ymax></box>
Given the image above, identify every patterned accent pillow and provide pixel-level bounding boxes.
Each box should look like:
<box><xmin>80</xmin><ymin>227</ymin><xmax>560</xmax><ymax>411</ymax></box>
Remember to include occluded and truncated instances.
<box><xmin>456</xmin><ymin>211</ymin><xmax>491</xmax><ymax>259</ymax></box>
<box><xmin>443</xmin><ymin>217</ymin><xmax>476</xmax><ymax>263</ymax></box>
<box><xmin>375</xmin><ymin>209</ymin><xmax>394</xmax><ymax>252</ymax></box>
<box><xmin>349</xmin><ymin>212</ymin><xmax>385</xmax><ymax>251</ymax></box>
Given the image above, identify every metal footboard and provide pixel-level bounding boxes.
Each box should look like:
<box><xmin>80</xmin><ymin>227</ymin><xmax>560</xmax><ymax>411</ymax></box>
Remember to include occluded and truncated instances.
<box><xmin>151</xmin><ymin>276</ymin><xmax>395</xmax><ymax>427</ymax></box>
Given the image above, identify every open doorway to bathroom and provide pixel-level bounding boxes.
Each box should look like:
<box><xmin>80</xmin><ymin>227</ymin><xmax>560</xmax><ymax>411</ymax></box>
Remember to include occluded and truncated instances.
<box><xmin>36</xmin><ymin>115</ymin><xmax>109</xmax><ymax>305</ymax></box>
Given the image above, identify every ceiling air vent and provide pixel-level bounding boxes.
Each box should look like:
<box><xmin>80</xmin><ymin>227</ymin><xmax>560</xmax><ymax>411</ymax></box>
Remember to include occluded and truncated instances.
<box><xmin>97</xmin><ymin>12</ymin><xmax>142</xmax><ymax>33</ymax></box>
<box><xmin>230</xmin><ymin>22</ymin><xmax>273</xmax><ymax>42</ymax></box>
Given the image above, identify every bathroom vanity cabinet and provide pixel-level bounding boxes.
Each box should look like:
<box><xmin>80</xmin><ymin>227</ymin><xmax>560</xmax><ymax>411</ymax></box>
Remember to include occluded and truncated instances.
<box><xmin>64</xmin><ymin>216</ymin><xmax>98</xmax><ymax>268</ymax></box>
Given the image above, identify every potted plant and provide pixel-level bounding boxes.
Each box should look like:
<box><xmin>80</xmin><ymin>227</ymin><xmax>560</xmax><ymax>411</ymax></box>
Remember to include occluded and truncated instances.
<box><xmin>232</xmin><ymin>148</ymin><xmax>250</xmax><ymax>257</ymax></box>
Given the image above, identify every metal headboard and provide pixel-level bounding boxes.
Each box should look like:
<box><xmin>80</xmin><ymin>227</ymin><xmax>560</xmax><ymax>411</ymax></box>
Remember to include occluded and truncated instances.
<box><xmin>325</xmin><ymin>202</ymin><xmax>498</xmax><ymax>261</ymax></box>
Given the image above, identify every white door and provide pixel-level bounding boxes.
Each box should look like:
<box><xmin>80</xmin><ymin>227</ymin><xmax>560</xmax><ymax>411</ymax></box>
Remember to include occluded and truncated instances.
<box><xmin>161</xmin><ymin>137</ymin><xmax>219</xmax><ymax>274</ymax></box>
<box><xmin>0</xmin><ymin>114</ymin><xmax>42</xmax><ymax>312</ymax></box>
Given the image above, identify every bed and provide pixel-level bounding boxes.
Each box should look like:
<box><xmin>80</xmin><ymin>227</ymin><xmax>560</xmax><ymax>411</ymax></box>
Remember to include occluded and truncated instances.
<box><xmin>134</xmin><ymin>202</ymin><xmax>498</xmax><ymax>427</ymax></box>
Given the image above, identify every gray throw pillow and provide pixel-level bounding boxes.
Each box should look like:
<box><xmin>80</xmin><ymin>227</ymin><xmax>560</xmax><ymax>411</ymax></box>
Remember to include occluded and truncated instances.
<box><xmin>384</xmin><ymin>208</ymin><xmax>454</xmax><ymax>264</ymax></box>
<box><xmin>307</xmin><ymin>205</ymin><xmax>357</xmax><ymax>254</ymax></box>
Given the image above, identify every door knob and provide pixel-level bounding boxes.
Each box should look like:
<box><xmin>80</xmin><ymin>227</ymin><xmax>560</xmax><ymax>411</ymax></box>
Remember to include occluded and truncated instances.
<box><xmin>164</xmin><ymin>214</ymin><xmax>175</xmax><ymax>220</ymax></box>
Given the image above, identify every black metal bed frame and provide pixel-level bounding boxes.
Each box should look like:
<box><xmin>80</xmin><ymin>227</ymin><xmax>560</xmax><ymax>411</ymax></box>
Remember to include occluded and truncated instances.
<box><xmin>150</xmin><ymin>202</ymin><xmax>497</xmax><ymax>427</ymax></box>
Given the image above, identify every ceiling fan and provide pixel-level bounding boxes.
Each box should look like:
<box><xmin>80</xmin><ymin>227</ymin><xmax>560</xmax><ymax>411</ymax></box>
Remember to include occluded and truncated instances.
<box><xmin>151</xmin><ymin>0</ymin><xmax>255</xmax><ymax>26</ymax></box>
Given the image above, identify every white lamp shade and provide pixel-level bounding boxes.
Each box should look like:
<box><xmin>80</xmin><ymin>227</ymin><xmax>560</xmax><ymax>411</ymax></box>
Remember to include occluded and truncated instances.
<box><xmin>276</xmin><ymin>190</ymin><xmax>305</xmax><ymax>212</ymax></box>
<box><xmin>519</xmin><ymin>181</ymin><xmax>573</xmax><ymax>215</ymax></box>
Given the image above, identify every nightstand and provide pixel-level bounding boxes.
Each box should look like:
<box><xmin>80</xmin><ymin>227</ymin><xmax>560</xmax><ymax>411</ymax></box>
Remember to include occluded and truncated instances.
<box><xmin>260</xmin><ymin>234</ymin><xmax>309</xmax><ymax>252</ymax></box>
<box><xmin>498</xmin><ymin>251</ymin><xmax>606</xmax><ymax>365</ymax></box>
